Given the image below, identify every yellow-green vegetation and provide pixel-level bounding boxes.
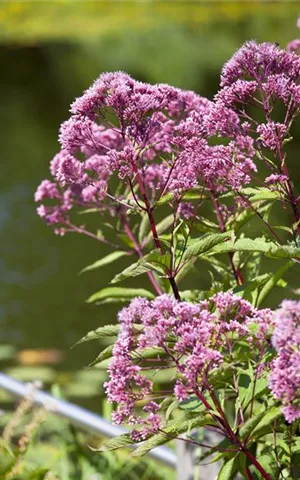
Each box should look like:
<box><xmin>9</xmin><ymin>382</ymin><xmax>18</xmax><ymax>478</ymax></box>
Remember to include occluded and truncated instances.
<box><xmin>0</xmin><ymin>1</ymin><xmax>299</xmax><ymax>44</ymax></box>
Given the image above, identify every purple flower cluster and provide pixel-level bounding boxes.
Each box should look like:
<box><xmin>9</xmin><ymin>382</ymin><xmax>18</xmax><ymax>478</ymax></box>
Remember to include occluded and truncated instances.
<box><xmin>269</xmin><ymin>300</ymin><xmax>300</xmax><ymax>422</ymax></box>
<box><xmin>35</xmin><ymin>70</ymin><xmax>260</xmax><ymax>234</ymax></box>
<box><xmin>105</xmin><ymin>292</ymin><xmax>273</xmax><ymax>440</ymax></box>
<box><xmin>213</xmin><ymin>41</ymin><xmax>300</xmax><ymax>161</ymax></box>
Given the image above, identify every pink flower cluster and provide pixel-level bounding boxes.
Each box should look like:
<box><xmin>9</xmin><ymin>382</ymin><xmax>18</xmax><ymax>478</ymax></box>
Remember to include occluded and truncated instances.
<box><xmin>213</xmin><ymin>40</ymin><xmax>300</xmax><ymax>158</ymax></box>
<box><xmin>269</xmin><ymin>300</ymin><xmax>300</xmax><ymax>423</ymax></box>
<box><xmin>35</xmin><ymin>70</ymin><xmax>260</xmax><ymax>234</ymax></box>
<box><xmin>105</xmin><ymin>292</ymin><xmax>273</xmax><ymax>440</ymax></box>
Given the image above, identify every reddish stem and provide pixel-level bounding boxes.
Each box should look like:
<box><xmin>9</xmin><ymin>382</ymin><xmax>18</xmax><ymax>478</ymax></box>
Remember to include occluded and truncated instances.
<box><xmin>132</xmin><ymin>163</ymin><xmax>181</xmax><ymax>300</ymax></box>
<box><xmin>121</xmin><ymin>215</ymin><xmax>163</xmax><ymax>296</ymax></box>
<box><xmin>242</xmin><ymin>449</ymin><xmax>272</xmax><ymax>480</ymax></box>
<box><xmin>246</xmin><ymin>466</ymin><xmax>255</xmax><ymax>480</ymax></box>
<box><xmin>195</xmin><ymin>389</ymin><xmax>272</xmax><ymax>480</ymax></box>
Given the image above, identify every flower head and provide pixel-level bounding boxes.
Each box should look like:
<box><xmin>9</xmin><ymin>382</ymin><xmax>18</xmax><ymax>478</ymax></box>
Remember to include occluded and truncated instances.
<box><xmin>105</xmin><ymin>292</ymin><xmax>273</xmax><ymax>438</ymax></box>
<box><xmin>269</xmin><ymin>300</ymin><xmax>300</xmax><ymax>422</ymax></box>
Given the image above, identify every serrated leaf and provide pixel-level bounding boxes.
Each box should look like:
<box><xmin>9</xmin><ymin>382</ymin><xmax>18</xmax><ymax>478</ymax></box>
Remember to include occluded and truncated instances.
<box><xmin>256</xmin><ymin>446</ymin><xmax>278</xmax><ymax>478</ymax></box>
<box><xmin>73</xmin><ymin>324</ymin><xmax>121</xmax><ymax>346</ymax></box>
<box><xmin>241</xmin><ymin>187</ymin><xmax>280</xmax><ymax>202</ymax></box>
<box><xmin>267</xmin><ymin>244</ymin><xmax>300</xmax><ymax>259</ymax></box>
<box><xmin>80</xmin><ymin>251</ymin><xmax>129</xmax><ymax>274</ymax></box>
<box><xmin>212</xmin><ymin>238</ymin><xmax>300</xmax><ymax>260</ymax></box>
<box><xmin>73</xmin><ymin>323</ymin><xmax>143</xmax><ymax>347</ymax></box>
<box><xmin>182</xmin><ymin>232</ymin><xmax>232</xmax><ymax>262</ymax></box>
<box><xmin>112</xmin><ymin>250</ymin><xmax>170</xmax><ymax>284</ymax></box>
<box><xmin>212</xmin><ymin>237</ymin><xmax>272</xmax><ymax>255</ymax></box>
<box><xmin>87</xmin><ymin>287</ymin><xmax>154</xmax><ymax>303</ymax></box>
<box><xmin>94</xmin><ymin>433</ymin><xmax>135</xmax><ymax>452</ymax></box>
<box><xmin>111</xmin><ymin>260</ymin><xmax>158</xmax><ymax>283</ymax></box>
<box><xmin>88</xmin><ymin>344</ymin><xmax>114</xmax><ymax>367</ymax></box>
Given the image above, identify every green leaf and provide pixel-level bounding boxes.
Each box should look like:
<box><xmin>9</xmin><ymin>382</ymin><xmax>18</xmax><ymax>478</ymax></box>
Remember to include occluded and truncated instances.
<box><xmin>87</xmin><ymin>287</ymin><xmax>154</xmax><ymax>303</ymax></box>
<box><xmin>73</xmin><ymin>324</ymin><xmax>143</xmax><ymax>347</ymax></box>
<box><xmin>111</xmin><ymin>260</ymin><xmax>158</xmax><ymax>283</ymax></box>
<box><xmin>73</xmin><ymin>325</ymin><xmax>120</xmax><ymax>346</ymax></box>
<box><xmin>112</xmin><ymin>250</ymin><xmax>170</xmax><ymax>284</ymax></box>
<box><xmin>212</xmin><ymin>237</ymin><xmax>272</xmax><ymax>255</ymax></box>
<box><xmin>267</xmin><ymin>244</ymin><xmax>300</xmax><ymax>259</ymax></box>
<box><xmin>155</xmin><ymin>192</ymin><xmax>174</xmax><ymax>206</ymax></box>
<box><xmin>78</xmin><ymin>208</ymin><xmax>100</xmax><ymax>215</ymax></box>
<box><xmin>217</xmin><ymin>457</ymin><xmax>237</xmax><ymax>480</ymax></box>
<box><xmin>94</xmin><ymin>433</ymin><xmax>135</xmax><ymax>452</ymax></box>
<box><xmin>138</xmin><ymin>215</ymin><xmax>150</xmax><ymax>243</ymax></box>
<box><xmin>179</xmin><ymin>289</ymin><xmax>203</xmax><ymax>302</ymax></box>
<box><xmin>241</xmin><ymin>187</ymin><xmax>280</xmax><ymax>202</ymax></box>
<box><xmin>182</xmin><ymin>232</ymin><xmax>232</xmax><ymax>262</ymax></box>
<box><xmin>175</xmin><ymin>260</ymin><xmax>197</xmax><ymax>284</ymax></box>
<box><xmin>179</xmin><ymin>395</ymin><xmax>204</xmax><ymax>412</ymax></box>
<box><xmin>166</xmin><ymin>399</ymin><xmax>180</xmax><ymax>421</ymax></box>
<box><xmin>251</xmin><ymin>406</ymin><xmax>282</xmax><ymax>439</ymax></box>
<box><xmin>233</xmin><ymin>273</ymin><xmax>272</xmax><ymax>303</ymax></box>
<box><xmin>212</xmin><ymin>237</ymin><xmax>300</xmax><ymax>260</ymax></box>
<box><xmin>131</xmin><ymin>414</ymin><xmax>211</xmax><ymax>457</ymax></box>
<box><xmin>242</xmin><ymin>376</ymin><xmax>269</xmax><ymax>410</ymax></box>
<box><xmin>256</xmin><ymin>445</ymin><xmax>278</xmax><ymax>478</ymax></box>
<box><xmin>239</xmin><ymin>410</ymin><xmax>266</xmax><ymax>440</ymax></box>
<box><xmin>80</xmin><ymin>251</ymin><xmax>129</xmax><ymax>274</ymax></box>
<box><xmin>88</xmin><ymin>344</ymin><xmax>114</xmax><ymax>367</ymax></box>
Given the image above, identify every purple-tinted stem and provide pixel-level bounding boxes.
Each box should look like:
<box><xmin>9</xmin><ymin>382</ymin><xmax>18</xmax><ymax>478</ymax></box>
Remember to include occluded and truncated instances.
<box><xmin>195</xmin><ymin>389</ymin><xmax>272</xmax><ymax>480</ymax></box>
<box><xmin>132</xmin><ymin>163</ymin><xmax>181</xmax><ymax>300</ymax></box>
<box><xmin>67</xmin><ymin>223</ymin><xmax>118</xmax><ymax>247</ymax></box>
<box><xmin>235</xmin><ymin>190</ymin><xmax>282</xmax><ymax>244</ymax></box>
<box><xmin>121</xmin><ymin>215</ymin><xmax>163</xmax><ymax>296</ymax></box>
<box><xmin>246</xmin><ymin>466</ymin><xmax>255</xmax><ymax>480</ymax></box>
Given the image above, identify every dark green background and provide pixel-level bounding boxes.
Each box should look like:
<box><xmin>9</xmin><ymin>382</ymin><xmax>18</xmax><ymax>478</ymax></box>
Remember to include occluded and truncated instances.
<box><xmin>1</xmin><ymin>1</ymin><xmax>299</xmax><ymax>408</ymax></box>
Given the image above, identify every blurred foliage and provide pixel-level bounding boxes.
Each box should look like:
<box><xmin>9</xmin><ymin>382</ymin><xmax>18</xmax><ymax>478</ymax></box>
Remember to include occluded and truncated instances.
<box><xmin>0</xmin><ymin>395</ymin><xmax>174</xmax><ymax>479</ymax></box>
<box><xmin>0</xmin><ymin>1</ymin><xmax>299</xmax><ymax>45</ymax></box>
<box><xmin>0</xmin><ymin>345</ymin><xmax>108</xmax><ymax>409</ymax></box>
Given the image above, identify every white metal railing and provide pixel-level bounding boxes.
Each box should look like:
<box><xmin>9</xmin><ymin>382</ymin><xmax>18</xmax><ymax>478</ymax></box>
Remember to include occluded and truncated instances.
<box><xmin>0</xmin><ymin>372</ymin><xmax>176</xmax><ymax>468</ymax></box>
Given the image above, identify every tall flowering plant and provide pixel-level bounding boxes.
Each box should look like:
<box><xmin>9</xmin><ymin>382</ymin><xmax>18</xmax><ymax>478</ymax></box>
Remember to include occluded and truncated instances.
<box><xmin>36</xmin><ymin>20</ymin><xmax>300</xmax><ymax>480</ymax></box>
